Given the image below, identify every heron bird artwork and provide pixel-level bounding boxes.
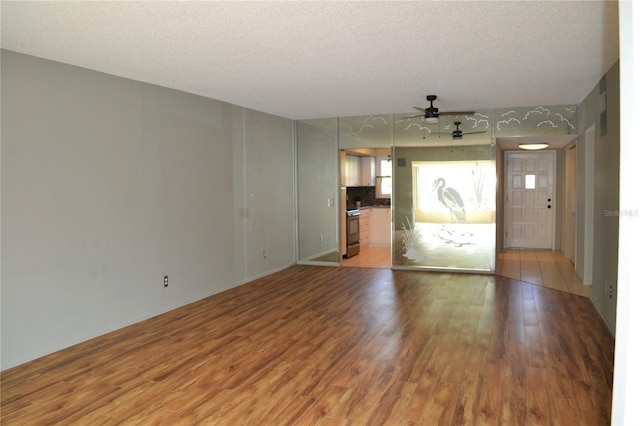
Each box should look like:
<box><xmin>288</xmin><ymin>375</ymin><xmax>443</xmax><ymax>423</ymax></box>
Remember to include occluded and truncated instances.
<box><xmin>432</xmin><ymin>178</ymin><xmax>466</xmax><ymax>223</ymax></box>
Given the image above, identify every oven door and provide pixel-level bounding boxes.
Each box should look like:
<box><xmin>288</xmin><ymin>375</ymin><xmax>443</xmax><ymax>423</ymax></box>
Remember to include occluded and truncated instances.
<box><xmin>346</xmin><ymin>213</ymin><xmax>360</xmax><ymax>245</ymax></box>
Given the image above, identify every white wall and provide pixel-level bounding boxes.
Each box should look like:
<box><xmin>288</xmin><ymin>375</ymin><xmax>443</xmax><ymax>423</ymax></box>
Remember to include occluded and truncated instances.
<box><xmin>612</xmin><ymin>2</ymin><xmax>640</xmax><ymax>424</ymax></box>
<box><xmin>1</xmin><ymin>50</ymin><xmax>295</xmax><ymax>369</ymax></box>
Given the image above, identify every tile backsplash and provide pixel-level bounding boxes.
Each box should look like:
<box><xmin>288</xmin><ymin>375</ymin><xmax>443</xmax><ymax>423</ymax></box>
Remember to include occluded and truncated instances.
<box><xmin>346</xmin><ymin>186</ymin><xmax>391</xmax><ymax>209</ymax></box>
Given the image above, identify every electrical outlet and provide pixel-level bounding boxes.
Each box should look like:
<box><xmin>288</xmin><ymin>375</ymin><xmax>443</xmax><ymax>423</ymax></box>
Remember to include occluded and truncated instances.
<box><xmin>164</xmin><ymin>275</ymin><xmax>169</xmax><ymax>288</ymax></box>
<box><xmin>609</xmin><ymin>283</ymin><xmax>613</xmax><ymax>298</ymax></box>
<box><xmin>263</xmin><ymin>249</ymin><xmax>267</xmax><ymax>259</ymax></box>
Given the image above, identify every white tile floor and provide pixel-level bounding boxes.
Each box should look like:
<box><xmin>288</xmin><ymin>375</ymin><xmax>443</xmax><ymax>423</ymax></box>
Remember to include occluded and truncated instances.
<box><xmin>496</xmin><ymin>249</ymin><xmax>591</xmax><ymax>297</ymax></box>
<box><xmin>342</xmin><ymin>247</ymin><xmax>391</xmax><ymax>269</ymax></box>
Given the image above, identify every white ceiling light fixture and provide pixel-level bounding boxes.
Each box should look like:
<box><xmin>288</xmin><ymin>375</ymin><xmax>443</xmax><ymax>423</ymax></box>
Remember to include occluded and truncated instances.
<box><xmin>519</xmin><ymin>143</ymin><xmax>549</xmax><ymax>150</ymax></box>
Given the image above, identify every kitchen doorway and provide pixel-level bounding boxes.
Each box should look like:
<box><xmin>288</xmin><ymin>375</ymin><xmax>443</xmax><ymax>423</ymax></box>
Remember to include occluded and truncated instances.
<box><xmin>340</xmin><ymin>149</ymin><xmax>392</xmax><ymax>269</ymax></box>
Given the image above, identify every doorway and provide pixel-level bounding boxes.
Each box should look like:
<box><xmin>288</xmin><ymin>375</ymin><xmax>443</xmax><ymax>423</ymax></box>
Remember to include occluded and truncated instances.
<box><xmin>504</xmin><ymin>150</ymin><xmax>556</xmax><ymax>249</ymax></box>
<box><xmin>340</xmin><ymin>150</ymin><xmax>392</xmax><ymax>269</ymax></box>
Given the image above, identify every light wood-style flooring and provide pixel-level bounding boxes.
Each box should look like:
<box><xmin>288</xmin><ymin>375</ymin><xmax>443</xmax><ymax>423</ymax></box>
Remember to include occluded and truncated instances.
<box><xmin>1</xmin><ymin>265</ymin><xmax>613</xmax><ymax>425</ymax></box>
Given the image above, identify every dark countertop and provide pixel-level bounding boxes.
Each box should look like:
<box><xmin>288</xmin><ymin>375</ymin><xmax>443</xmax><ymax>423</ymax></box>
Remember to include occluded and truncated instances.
<box><xmin>358</xmin><ymin>205</ymin><xmax>390</xmax><ymax>209</ymax></box>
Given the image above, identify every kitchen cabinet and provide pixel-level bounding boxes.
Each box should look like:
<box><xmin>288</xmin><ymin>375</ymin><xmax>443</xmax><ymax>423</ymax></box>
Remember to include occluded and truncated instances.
<box><xmin>349</xmin><ymin>156</ymin><xmax>359</xmax><ymax>185</ymax></box>
<box><xmin>342</xmin><ymin>153</ymin><xmax>376</xmax><ymax>187</ymax></box>
<box><xmin>344</xmin><ymin>155</ymin><xmax>360</xmax><ymax>186</ymax></box>
<box><xmin>359</xmin><ymin>208</ymin><xmax>371</xmax><ymax>248</ymax></box>
<box><xmin>359</xmin><ymin>156</ymin><xmax>375</xmax><ymax>186</ymax></box>
<box><xmin>370</xmin><ymin>207</ymin><xmax>391</xmax><ymax>247</ymax></box>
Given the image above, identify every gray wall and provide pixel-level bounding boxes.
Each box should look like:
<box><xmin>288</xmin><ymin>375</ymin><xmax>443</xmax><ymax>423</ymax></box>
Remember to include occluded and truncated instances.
<box><xmin>297</xmin><ymin>119</ymin><xmax>339</xmax><ymax>261</ymax></box>
<box><xmin>1</xmin><ymin>50</ymin><xmax>296</xmax><ymax>369</ymax></box>
<box><xmin>577</xmin><ymin>61</ymin><xmax>620</xmax><ymax>332</ymax></box>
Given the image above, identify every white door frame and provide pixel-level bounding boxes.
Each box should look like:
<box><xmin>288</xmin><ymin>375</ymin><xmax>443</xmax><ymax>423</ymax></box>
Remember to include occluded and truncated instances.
<box><xmin>503</xmin><ymin>150</ymin><xmax>557</xmax><ymax>249</ymax></box>
<box><xmin>563</xmin><ymin>142</ymin><xmax>577</xmax><ymax>264</ymax></box>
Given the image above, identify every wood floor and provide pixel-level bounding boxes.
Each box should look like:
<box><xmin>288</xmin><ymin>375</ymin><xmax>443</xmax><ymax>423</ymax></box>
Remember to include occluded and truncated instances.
<box><xmin>347</xmin><ymin>247</ymin><xmax>591</xmax><ymax>298</ymax></box>
<box><xmin>1</xmin><ymin>266</ymin><xmax>614</xmax><ymax>425</ymax></box>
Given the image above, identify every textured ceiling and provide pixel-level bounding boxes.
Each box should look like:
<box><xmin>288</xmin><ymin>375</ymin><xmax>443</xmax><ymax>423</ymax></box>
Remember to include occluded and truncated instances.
<box><xmin>1</xmin><ymin>1</ymin><xmax>619</xmax><ymax>121</ymax></box>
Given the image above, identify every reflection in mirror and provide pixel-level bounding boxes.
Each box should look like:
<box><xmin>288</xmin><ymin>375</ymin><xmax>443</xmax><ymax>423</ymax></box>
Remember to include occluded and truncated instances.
<box><xmin>338</xmin><ymin>115</ymin><xmax>393</xmax><ymax>269</ymax></box>
<box><xmin>296</xmin><ymin>105</ymin><xmax>574</xmax><ymax>272</ymax></box>
<box><xmin>297</xmin><ymin>119</ymin><xmax>341</xmax><ymax>264</ymax></box>
<box><xmin>392</xmin><ymin>113</ymin><xmax>496</xmax><ymax>272</ymax></box>
<box><xmin>339</xmin><ymin>115</ymin><xmax>393</xmax><ymax>149</ymax></box>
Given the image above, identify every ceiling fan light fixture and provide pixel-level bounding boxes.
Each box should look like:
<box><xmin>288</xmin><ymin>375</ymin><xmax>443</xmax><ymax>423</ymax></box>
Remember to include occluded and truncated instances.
<box><xmin>518</xmin><ymin>143</ymin><xmax>549</xmax><ymax>150</ymax></box>
<box><xmin>425</xmin><ymin>116</ymin><xmax>439</xmax><ymax>124</ymax></box>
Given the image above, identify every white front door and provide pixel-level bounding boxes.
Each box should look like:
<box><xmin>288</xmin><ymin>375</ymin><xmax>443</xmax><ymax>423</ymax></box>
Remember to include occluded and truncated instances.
<box><xmin>505</xmin><ymin>151</ymin><xmax>556</xmax><ymax>249</ymax></box>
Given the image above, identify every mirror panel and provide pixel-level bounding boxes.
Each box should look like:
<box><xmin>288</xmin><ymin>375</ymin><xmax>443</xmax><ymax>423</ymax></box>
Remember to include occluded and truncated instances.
<box><xmin>297</xmin><ymin>119</ymin><xmax>340</xmax><ymax>264</ymax></box>
<box><xmin>339</xmin><ymin>115</ymin><xmax>393</xmax><ymax>149</ymax></box>
<box><xmin>392</xmin><ymin>113</ymin><xmax>497</xmax><ymax>272</ymax></box>
<box><xmin>297</xmin><ymin>105</ymin><xmax>576</xmax><ymax>272</ymax></box>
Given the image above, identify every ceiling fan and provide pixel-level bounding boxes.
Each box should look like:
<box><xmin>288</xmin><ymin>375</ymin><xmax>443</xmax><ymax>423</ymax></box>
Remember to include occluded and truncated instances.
<box><xmin>407</xmin><ymin>95</ymin><xmax>475</xmax><ymax>123</ymax></box>
<box><xmin>451</xmin><ymin>121</ymin><xmax>486</xmax><ymax>140</ymax></box>
<box><xmin>424</xmin><ymin>121</ymin><xmax>487</xmax><ymax>140</ymax></box>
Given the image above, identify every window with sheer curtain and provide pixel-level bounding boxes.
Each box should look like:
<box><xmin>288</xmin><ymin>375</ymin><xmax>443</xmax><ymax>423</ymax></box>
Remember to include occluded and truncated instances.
<box><xmin>376</xmin><ymin>158</ymin><xmax>392</xmax><ymax>198</ymax></box>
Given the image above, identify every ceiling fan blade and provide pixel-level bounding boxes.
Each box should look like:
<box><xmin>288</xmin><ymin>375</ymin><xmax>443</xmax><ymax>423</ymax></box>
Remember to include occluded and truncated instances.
<box><xmin>413</xmin><ymin>106</ymin><xmax>426</xmax><ymax>112</ymax></box>
<box><xmin>439</xmin><ymin>111</ymin><xmax>476</xmax><ymax>116</ymax></box>
<box><xmin>401</xmin><ymin>114</ymin><xmax>426</xmax><ymax>119</ymax></box>
<box><xmin>426</xmin><ymin>130</ymin><xmax>486</xmax><ymax>137</ymax></box>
